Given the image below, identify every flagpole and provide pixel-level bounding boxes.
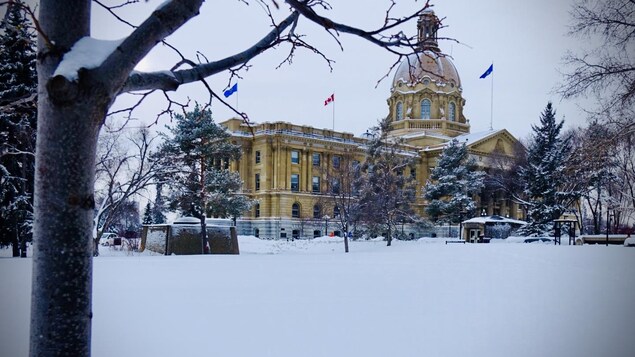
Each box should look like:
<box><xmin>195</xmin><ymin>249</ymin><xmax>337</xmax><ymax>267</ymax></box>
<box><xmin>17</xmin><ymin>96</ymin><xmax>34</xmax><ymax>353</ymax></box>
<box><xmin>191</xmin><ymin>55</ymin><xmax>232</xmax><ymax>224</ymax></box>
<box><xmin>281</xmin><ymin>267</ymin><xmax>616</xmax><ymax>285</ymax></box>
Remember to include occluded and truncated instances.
<box><xmin>332</xmin><ymin>95</ymin><xmax>335</xmax><ymax>131</ymax></box>
<box><xmin>490</xmin><ymin>61</ymin><xmax>494</xmax><ymax>131</ymax></box>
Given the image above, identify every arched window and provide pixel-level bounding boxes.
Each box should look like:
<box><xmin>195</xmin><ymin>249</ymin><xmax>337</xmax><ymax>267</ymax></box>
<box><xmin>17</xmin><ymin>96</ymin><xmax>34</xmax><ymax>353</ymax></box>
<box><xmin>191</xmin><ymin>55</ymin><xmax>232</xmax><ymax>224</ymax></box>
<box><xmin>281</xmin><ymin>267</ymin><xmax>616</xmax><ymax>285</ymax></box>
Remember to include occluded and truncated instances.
<box><xmin>396</xmin><ymin>102</ymin><xmax>403</xmax><ymax>121</ymax></box>
<box><xmin>313</xmin><ymin>204</ymin><xmax>322</xmax><ymax>219</ymax></box>
<box><xmin>449</xmin><ymin>102</ymin><xmax>456</xmax><ymax>122</ymax></box>
<box><xmin>292</xmin><ymin>202</ymin><xmax>301</xmax><ymax>218</ymax></box>
<box><xmin>421</xmin><ymin>99</ymin><xmax>431</xmax><ymax>119</ymax></box>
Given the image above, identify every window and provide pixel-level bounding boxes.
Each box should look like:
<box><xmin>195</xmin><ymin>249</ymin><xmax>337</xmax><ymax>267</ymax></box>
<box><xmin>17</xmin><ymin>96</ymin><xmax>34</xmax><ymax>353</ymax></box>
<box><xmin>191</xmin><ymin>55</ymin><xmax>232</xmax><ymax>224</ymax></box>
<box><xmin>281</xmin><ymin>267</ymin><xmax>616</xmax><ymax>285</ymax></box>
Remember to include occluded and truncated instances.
<box><xmin>291</xmin><ymin>174</ymin><xmax>299</xmax><ymax>192</ymax></box>
<box><xmin>255</xmin><ymin>173</ymin><xmax>260</xmax><ymax>191</ymax></box>
<box><xmin>312</xmin><ymin>153</ymin><xmax>321</xmax><ymax>166</ymax></box>
<box><xmin>332</xmin><ymin>155</ymin><xmax>341</xmax><ymax>169</ymax></box>
<box><xmin>292</xmin><ymin>230</ymin><xmax>300</xmax><ymax>239</ymax></box>
<box><xmin>449</xmin><ymin>102</ymin><xmax>456</xmax><ymax>122</ymax></box>
<box><xmin>396</xmin><ymin>102</ymin><xmax>403</xmax><ymax>121</ymax></box>
<box><xmin>292</xmin><ymin>202</ymin><xmax>300</xmax><ymax>218</ymax></box>
<box><xmin>313</xmin><ymin>230</ymin><xmax>322</xmax><ymax>238</ymax></box>
<box><xmin>333</xmin><ymin>206</ymin><xmax>340</xmax><ymax>217</ymax></box>
<box><xmin>312</xmin><ymin>176</ymin><xmax>320</xmax><ymax>193</ymax></box>
<box><xmin>254</xmin><ymin>228</ymin><xmax>260</xmax><ymax>238</ymax></box>
<box><xmin>410</xmin><ymin>167</ymin><xmax>416</xmax><ymax>179</ymax></box>
<box><xmin>255</xmin><ymin>151</ymin><xmax>261</xmax><ymax>164</ymax></box>
<box><xmin>254</xmin><ymin>203</ymin><xmax>260</xmax><ymax>218</ymax></box>
<box><xmin>313</xmin><ymin>204</ymin><xmax>322</xmax><ymax>219</ymax></box>
<box><xmin>291</xmin><ymin>150</ymin><xmax>300</xmax><ymax>164</ymax></box>
<box><xmin>331</xmin><ymin>178</ymin><xmax>340</xmax><ymax>194</ymax></box>
<box><xmin>421</xmin><ymin>99</ymin><xmax>431</xmax><ymax>119</ymax></box>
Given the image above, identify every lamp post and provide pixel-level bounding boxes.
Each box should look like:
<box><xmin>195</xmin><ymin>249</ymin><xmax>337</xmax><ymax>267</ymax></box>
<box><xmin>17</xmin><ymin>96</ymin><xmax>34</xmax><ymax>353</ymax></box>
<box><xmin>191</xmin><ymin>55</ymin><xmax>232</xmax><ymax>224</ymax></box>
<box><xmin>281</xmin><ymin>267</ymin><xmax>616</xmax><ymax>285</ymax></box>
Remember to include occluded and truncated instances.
<box><xmin>323</xmin><ymin>215</ymin><xmax>330</xmax><ymax>237</ymax></box>
<box><xmin>606</xmin><ymin>208</ymin><xmax>610</xmax><ymax>246</ymax></box>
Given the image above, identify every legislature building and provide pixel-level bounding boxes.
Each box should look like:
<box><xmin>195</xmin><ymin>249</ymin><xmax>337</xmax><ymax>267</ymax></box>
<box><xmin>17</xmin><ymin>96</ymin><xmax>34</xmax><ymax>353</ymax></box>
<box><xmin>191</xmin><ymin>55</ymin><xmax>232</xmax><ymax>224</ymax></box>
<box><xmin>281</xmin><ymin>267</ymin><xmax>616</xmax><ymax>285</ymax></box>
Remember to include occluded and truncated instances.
<box><xmin>219</xmin><ymin>10</ymin><xmax>522</xmax><ymax>240</ymax></box>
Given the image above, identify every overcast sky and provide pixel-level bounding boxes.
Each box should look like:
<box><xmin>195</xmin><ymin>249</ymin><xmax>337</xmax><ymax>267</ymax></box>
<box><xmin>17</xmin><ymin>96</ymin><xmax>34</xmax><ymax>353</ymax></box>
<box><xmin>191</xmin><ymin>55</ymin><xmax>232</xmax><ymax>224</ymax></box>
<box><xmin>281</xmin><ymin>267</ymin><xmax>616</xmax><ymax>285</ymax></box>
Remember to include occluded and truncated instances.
<box><xmin>19</xmin><ymin>0</ymin><xmax>593</xmax><ymax>139</ymax></box>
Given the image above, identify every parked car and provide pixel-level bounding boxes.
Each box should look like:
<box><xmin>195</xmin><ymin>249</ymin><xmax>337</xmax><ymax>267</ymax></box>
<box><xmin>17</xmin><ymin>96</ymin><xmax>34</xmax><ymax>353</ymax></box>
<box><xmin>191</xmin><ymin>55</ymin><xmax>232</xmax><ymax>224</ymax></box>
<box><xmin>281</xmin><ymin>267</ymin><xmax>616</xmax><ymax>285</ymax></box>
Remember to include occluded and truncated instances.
<box><xmin>100</xmin><ymin>233</ymin><xmax>120</xmax><ymax>246</ymax></box>
<box><xmin>523</xmin><ymin>237</ymin><xmax>553</xmax><ymax>243</ymax></box>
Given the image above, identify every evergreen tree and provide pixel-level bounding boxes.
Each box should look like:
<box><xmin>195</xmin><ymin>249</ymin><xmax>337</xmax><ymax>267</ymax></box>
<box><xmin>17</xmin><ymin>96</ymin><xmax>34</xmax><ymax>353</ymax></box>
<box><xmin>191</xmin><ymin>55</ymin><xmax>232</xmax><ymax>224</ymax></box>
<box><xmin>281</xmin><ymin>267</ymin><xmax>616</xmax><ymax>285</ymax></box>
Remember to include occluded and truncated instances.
<box><xmin>519</xmin><ymin>102</ymin><xmax>576</xmax><ymax>235</ymax></box>
<box><xmin>152</xmin><ymin>182</ymin><xmax>167</xmax><ymax>224</ymax></box>
<box><xmin>156</xmin><ymin>104</ymin><xmax>253</xmax><ymax>252</ymax></box>
<box><xmin>142</xmin><ymin>202</ymin><xmax>153</xmax><ymax>225</ymax></box>
<box><xmin>424</xmin><ymin>138</ymin><xmax>485</xmax><ymax>224</ymax></box>
<box><xmin>0</xmin><ymin>1</ymin><xmax>37</xmax><ymax>256</ymax></box>
<box><xmin>356</xmin><ymin>118</ymin><xmax>418</xmax><ymax>246</ymax></box>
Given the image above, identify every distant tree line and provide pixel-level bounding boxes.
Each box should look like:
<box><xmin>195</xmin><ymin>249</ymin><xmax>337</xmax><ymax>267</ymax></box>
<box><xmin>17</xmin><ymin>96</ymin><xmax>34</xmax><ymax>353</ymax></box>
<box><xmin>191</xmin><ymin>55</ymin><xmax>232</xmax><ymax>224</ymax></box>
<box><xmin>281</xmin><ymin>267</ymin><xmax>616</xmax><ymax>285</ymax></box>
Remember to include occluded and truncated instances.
<box><xmin>0</xmin><ymin>2</ymin><xmax>36</xmax><ymax>257</ymax></box>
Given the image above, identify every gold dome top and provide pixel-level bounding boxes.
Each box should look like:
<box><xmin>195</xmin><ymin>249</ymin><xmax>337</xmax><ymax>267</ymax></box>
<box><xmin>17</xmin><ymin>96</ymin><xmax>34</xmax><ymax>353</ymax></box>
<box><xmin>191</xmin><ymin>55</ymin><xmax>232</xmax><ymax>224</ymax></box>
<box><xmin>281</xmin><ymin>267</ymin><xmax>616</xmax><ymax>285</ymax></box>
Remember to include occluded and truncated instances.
<box><xmin>392</xmin><ymin>51</ymin><xmax>462</xmax><ymax>91</ymax></box>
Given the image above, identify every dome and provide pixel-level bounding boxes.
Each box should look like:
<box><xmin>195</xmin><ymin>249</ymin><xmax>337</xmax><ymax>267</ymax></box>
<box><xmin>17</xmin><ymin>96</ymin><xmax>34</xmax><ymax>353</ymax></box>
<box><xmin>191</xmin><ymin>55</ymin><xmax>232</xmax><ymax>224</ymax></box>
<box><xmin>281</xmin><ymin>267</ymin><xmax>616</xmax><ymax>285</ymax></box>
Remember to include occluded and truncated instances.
<box><xmin>392</xmin><ymin>51</ymin><xmax>462</xmax><ymax>90</ymax></box>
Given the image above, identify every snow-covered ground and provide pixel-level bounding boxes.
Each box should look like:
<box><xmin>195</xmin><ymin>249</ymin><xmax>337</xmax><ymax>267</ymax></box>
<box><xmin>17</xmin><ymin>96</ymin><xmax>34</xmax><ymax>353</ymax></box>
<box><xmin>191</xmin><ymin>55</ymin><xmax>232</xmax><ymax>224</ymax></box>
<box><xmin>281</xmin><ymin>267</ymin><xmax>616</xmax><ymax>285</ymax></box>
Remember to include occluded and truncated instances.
<box><xmin>1</xmin><ymin>236</ymin><xmax>634</xmax><ymax>357</ymax></box>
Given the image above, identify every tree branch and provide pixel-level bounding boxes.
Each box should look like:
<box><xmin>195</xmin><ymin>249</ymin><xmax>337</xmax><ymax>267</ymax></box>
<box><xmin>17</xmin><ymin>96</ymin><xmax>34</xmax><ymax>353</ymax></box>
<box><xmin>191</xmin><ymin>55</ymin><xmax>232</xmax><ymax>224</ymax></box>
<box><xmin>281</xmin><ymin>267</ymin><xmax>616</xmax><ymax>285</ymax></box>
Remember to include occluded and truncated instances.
<box><xmin>119</xmin><ymin>10</ymin><xmax>300</xmax><ymax>93</ymax></box>
<box><xmin>98</xmin><ymin>0</ymin><xmax>205</xmax><ymax>93</ymax></box>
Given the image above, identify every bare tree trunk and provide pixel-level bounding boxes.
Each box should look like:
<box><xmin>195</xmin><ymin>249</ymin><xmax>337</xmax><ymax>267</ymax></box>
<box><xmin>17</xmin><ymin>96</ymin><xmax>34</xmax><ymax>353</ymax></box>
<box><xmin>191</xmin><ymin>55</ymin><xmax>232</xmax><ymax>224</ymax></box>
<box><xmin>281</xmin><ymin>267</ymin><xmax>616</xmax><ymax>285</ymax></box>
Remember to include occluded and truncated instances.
<box><xmin>20</xmin><ymin>237</ymin><xmax>27</xmax><ymax>258</ymax></box>
<box><xmin>12</xmin><ymin>234</ymin><xmax>20</xmax><ymax>257</ymax></box>
<box><xmin>31</xmin><ymin>101</ymin><xmax>100</xmax><ymax>355</ymax></box>
<box><xmin>344</xmin><ymin>223</ymin><xmax>349</xmax><ymax>253</ymax></box>
<box><xmin>30</xmin><ymin>2</ymin><xmax>97</xmax><ymax>356</ymax></box>
<box><xmin>200</xmin><ymin>159</ymin><xmax>207</xmax><ymax>254</ymax></box>
<box><xmin>200</xmin><ymin>216</ymin><xmax>207</xmax><ymax>254</ymax></box>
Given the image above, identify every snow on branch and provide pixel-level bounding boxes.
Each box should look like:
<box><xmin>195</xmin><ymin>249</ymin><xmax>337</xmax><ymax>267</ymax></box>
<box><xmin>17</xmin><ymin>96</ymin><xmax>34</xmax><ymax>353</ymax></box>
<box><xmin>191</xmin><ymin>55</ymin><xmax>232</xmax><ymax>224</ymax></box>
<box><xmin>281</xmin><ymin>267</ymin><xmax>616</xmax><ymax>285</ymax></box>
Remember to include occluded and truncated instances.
<box><xmin>53</xmin><ymin>37</ymin><xmax>124</xmax><ymax>80</ymax></box>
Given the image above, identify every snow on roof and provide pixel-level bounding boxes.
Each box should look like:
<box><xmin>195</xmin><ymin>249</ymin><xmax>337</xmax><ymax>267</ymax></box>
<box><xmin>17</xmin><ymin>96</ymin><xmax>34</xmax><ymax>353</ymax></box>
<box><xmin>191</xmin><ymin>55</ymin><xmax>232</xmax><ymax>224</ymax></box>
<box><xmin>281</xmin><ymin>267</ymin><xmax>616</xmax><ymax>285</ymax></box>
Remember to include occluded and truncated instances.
<box><xmin>462</xmin><ymin>215</ymin><xmax>527</xmax><ymax>225</ymax></box>
<box><xmin>53</xmin><ymin>37</ymin><xmax>124</xmax><ymax>80</ymax></box>
<box><xmin>400</xmin><ymin>131</ymin><xmax>451</xmax><ymax>141</ymax></box>
<box><xmin>172</xmin><ymin>216</ymin><xmax>201</xmax><ymax>225</ymax></box>
<box><xmin>419</xmin><ymin>129</ymin><xmax>503</xmax><ymax>152</ymax></box>
<box><xmin>453</xmin><ymin>129</ymin><xmax>501</xmax><ymax>146</ymax></box>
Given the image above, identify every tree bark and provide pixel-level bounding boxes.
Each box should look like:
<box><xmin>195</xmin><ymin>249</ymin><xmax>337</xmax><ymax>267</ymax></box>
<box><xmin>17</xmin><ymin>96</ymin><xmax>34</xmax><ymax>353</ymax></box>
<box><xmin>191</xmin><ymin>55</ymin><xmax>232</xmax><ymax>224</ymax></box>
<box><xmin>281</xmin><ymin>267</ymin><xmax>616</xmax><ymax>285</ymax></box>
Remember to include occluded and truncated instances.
<box><xmin>30</xmin><ymin>1</ymin><xmax>98</xmax><ymax>356</ymax></box>
<box><xmin>31</xmin><ymin>97</ymin><xmax>100</xmax><ymax>356</ymax></box>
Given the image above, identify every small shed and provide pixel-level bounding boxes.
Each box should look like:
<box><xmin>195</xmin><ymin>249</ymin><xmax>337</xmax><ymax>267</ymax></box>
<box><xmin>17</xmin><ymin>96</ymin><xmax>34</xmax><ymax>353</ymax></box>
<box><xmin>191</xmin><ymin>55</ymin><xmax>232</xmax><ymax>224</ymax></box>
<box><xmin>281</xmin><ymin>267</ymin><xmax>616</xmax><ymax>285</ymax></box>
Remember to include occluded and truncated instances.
<box><xmin>140</xmin><ymin>217</ymin><xmax>239</xmax><ymax>255</ymax></box>
<box><xmin>461</xmin><ymin>215</ymin><xmax>527</xmax><ymax>242</ymax></box>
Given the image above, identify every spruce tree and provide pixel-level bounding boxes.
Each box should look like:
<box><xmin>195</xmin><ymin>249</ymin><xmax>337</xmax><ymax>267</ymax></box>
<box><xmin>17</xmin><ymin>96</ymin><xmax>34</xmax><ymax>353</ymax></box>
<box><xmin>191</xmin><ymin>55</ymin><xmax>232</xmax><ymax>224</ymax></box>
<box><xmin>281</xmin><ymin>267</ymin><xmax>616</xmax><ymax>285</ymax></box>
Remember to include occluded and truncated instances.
<box><xmin>142</xmin><ymin>202</ymin><xmax>153</xmax><ymax>225</ymax></box>
<box><xmin>519</xmin><ymin>102</ymin><xmax>575</xmax><ymax>235</ymax></box>
<box><xmin>156</xmin><ymin>104</ymin><xmax>253</xmax><ymax>252</ymax></box>
<box><xmin>424</xmin><ymin>138</ymin><xmax>484</xmax><ymax>224</ymax></box>
<box><xmin>357</xmin><ymin>118</ymin><xmax>418</xmax><ymax>246</ymax></box>
<box><xmin>0</xmin><ymin>2</ymin><xmax>37</xmax><ymax>256</ymax></box>
<box><xmin>152</xmin><ymin>182</ymin><xmax>167</xmax><ymax>224</ymax></box>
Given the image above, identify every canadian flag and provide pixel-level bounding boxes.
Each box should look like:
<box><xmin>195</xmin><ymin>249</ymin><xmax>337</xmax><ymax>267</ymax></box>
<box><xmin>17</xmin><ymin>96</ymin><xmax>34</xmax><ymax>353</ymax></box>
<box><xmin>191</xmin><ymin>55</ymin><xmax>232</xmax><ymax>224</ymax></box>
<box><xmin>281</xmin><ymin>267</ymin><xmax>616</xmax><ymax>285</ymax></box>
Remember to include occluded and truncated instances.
<box><xmin>324</xmin><ymin>93</ymin><xmax>335</xmax><ymax>106</ymax></box>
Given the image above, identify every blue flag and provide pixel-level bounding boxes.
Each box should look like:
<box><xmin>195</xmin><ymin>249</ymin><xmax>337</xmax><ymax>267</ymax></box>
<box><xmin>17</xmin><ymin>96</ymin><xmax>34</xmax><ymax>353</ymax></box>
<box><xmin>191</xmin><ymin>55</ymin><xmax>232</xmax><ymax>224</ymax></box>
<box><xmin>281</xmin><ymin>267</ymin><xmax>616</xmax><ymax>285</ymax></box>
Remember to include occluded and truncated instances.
<box><xmin>223</xmin><ymin>83</ymin><xmax>238</xmax><ymax>98</ymax></box>
<box><xmin>479</xmin><ymin>64</ymin><xmax>493</xmax><ymax>79</ymax></box>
